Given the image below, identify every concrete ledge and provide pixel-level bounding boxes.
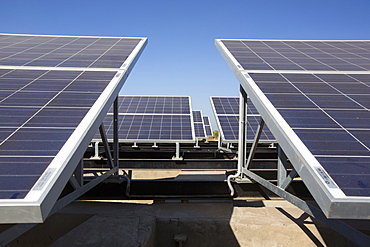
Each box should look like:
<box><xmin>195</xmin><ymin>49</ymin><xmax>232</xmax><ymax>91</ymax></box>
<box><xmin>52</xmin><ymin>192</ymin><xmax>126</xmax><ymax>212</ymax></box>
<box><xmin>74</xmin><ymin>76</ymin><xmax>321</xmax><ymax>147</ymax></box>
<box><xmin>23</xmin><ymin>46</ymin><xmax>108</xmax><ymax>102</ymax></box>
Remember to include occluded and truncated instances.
<box><xmin>5</xmin><ymin>200</ymin><xmax>368</xmax><ymax>246</ymax></box>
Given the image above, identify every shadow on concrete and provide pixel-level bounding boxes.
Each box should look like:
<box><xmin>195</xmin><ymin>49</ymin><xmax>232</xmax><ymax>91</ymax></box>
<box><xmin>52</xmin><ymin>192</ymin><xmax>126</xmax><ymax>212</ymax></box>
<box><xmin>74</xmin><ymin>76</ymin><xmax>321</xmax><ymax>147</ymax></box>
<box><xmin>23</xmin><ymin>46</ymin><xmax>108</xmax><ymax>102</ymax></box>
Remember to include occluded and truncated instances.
<box><xmin>276</xmin><ymin>207</ymin><xmax>360</xmax><ymax>247</ymax></box>
<box><xmin>276</xmin><ymin>208</ymin><xmax>325</xmax><ymax>247</ymax></box>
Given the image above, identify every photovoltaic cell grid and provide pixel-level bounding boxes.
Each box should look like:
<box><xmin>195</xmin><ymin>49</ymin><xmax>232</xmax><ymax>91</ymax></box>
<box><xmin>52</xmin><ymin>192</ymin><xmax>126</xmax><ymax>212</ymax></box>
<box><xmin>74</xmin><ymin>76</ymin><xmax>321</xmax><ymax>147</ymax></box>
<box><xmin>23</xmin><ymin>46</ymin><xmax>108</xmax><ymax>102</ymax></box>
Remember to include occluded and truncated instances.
<box><xmin>221</xmin><ymin>40</ymin><xmax>370</xmax><ymax>71</ymax></box>
<box><xmin>0</xmin><ymin>69</ymin><xmax>116</xmax><ymax>199</ymax></box>
<box><xmin>217</xmin><ymin>39</ymin><xmax>370</xmax><ymax>219</ymax></box>
<box><xmin>249</xmin><ymin>72</ymin><xmax>370</xmax><ymax>196</ymax></box>
<box><xmin>203</xmin><ymin>116</ymin><xmax>213</xmax><ymax>137</ymax></box>
<box><xmin>108</xmin><ymin>95</ymin><xmax>191</xmax><ymax>114</ymax></box>
<box><xmin>192</xmin><ymin>110</ymin><xmax>206</xmax><ymax>138</ymax></box>
<box><xmin>95</xmin><ymin>96</ymin><xmax>194</xmax><ymax>142</ymax></box>
<box><xmin>0</xmin><ymin>34</ymin><xmax>140</xmax><ymax>68</ymax></box>
<box><xmin>210</xmin><ymin>97</ymin><xmax>275</xmax><ymax>142</ymax></box>
<box><xmin>0</xmin><ymin>33</ymin><xmax>146</xmax><ymax>223</ymax></box>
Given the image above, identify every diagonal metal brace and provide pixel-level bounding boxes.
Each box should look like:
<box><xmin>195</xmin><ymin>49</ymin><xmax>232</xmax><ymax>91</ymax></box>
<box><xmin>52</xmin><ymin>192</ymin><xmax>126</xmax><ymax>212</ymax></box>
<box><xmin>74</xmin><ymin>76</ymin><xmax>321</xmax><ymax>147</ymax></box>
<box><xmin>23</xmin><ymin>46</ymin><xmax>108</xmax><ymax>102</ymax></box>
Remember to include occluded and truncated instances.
<box><xmin>99</xmin><ymin>123</ymin><xmax>114</xmax><ymax>169</ymax></box>
<box><xmin>245</xmin><ymin>118</ymin><xmax>265</xmax><ymax>170</ymax></box>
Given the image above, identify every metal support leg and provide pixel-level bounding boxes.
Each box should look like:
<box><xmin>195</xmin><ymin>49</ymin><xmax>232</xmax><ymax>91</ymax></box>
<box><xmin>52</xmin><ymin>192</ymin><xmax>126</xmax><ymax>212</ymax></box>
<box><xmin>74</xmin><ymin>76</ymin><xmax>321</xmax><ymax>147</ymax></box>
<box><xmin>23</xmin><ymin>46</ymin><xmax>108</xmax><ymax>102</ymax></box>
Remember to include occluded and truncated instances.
<box><xmin>227</xmin><ymin>86</ymin><xmax>247</xmax><ymax>196</ymax></box>
<box><xmin>172</xmin><ymin>142</ymin><xmax>183</xmax><ymax>160</ymax></box>
<box><xmin>113</xmin><ymin>97</ymin><xmax>119</xmax><ymax>175</ymax></box>
<box><xmin>194</xmin><ymin>138</ymin><xmax>200</xmax><ymax>148</ymax></box>
<box><xmin>90</xmin><ymin>142</ymin><xmax>101</xmax><ymax>160</ymax></box>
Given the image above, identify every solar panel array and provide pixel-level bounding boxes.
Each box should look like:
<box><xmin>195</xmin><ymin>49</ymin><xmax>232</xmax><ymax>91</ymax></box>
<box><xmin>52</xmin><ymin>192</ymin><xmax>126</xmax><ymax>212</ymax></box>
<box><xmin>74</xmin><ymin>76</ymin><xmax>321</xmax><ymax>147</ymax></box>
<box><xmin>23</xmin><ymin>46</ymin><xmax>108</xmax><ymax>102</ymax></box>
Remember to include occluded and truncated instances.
<box><xmin>94</xmin><ymin>96</ymin><xmax>194</xmax><ymax>143</ymax></box>
<box><xmin>217</xmin><ymin>39</ymin><xmax>370</xmax><ymax>219</ymax></box>
<box><xmin>203</xmin><ymin>116</ymin><xmax>213</xmax><ymax>137</ymax></box>
<box><xmin>210</xmin><ymin>96</ymin><xmax>275</xmax><ymax>143</ymax></box>
<box><xmin>192</xmin><ymin>110</ymin><xmax>206</xmax><ymax>138</ymax></box>
<box><xmin>0</xmin><ymin>34</ymin><xmax>146</xmax><ymax>223</ymax></box>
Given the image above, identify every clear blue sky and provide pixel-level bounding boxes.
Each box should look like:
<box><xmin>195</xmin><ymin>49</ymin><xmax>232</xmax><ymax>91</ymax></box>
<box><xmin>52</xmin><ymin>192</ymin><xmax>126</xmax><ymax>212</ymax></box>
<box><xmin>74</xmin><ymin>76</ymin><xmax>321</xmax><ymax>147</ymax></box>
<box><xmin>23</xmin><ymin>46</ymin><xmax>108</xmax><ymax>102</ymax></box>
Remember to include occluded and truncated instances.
<box><xmin>2</xmin><ymin>0</ymin><xmax>370</xmax><ymax>130</ymax></box>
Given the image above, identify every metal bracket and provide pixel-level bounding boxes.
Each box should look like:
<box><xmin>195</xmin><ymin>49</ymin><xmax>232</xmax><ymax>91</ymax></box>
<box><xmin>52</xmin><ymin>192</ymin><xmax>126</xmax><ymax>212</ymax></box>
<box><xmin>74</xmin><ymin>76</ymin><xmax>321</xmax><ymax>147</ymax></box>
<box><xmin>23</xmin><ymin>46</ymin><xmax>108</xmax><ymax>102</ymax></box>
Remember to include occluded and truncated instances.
<box><xmin>277</xmin><ymin>146</ymin><xmax>297</xmax><ymax>190</ymax></box>
<box><xmin>172</xmin><ymin>142</ymin><xmax>183</xmax><ymax>160</ymax></box>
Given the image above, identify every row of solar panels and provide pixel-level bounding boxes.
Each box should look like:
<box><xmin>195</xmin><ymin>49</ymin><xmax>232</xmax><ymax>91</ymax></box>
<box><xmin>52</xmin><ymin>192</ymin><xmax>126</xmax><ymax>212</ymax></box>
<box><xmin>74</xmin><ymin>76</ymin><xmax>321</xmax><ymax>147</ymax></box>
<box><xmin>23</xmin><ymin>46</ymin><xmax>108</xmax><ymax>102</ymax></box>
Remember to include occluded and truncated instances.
<box><xmin>91</xmin><ymin>95</ymin><xmax>272</xmax><ymax>144</ymax></box>
<box><xmin>91</xmin><ymin>96</ymin><xmax>216</xmax><ymax>143</ymax></box>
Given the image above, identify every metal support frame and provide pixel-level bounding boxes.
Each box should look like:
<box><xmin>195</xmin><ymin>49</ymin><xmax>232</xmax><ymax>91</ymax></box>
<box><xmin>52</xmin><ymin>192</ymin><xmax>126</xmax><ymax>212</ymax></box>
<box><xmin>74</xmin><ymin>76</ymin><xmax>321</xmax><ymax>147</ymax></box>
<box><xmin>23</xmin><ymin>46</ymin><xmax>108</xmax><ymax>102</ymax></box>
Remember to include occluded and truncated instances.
<box><xmin>194</xmin><ymin>138</ymin><xmax>200</xmax><ymax>148</ymax></box>
<box><xmin>238</xmin><ymin>169</ymin><xmax>370</xmax><ymax>247</ymax></box>
<box><xmin>113</xmin><ymin>97</ymin><xmax>119</xmax><ymax>175</ymax></box>
<box><xmin>172</xmin><ymin>142</ymin><xmax>183</xmax><ymax>160</ymax></box>
<box><xmin>277</xmin><ymin>146</ymin><xmax>297</xmax><ymax>190</ymax></box>
<box><xmin>90</xmin><ymin>141</ymin><xmax>101</xmax><ymax>160</ymax></box>
<box><xmin>232</xmin><ymin>89</ymin><xmax>370</xmax><ymax>246</ymax></box>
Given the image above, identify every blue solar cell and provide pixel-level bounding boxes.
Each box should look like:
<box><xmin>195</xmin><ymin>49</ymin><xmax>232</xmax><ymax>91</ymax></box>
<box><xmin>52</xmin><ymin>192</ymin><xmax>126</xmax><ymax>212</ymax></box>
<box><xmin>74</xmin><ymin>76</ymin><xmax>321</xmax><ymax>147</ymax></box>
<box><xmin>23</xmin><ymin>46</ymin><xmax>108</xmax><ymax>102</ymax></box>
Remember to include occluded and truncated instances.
<box><xmin>0</xmin><ymin>107</ymin><xmax>40</xmax><ymax>127</ymax></box>
<box><xmin>192</xmin><ymin>111</ymin><xmax>203</xmax><ymax>123</ymax></box>
<box><xmin>294</xmin><ymin>129</ymin><xmax>369</xmax><ymax>156</ymax></box>
<box><xmin>26</xmin><ymin>108</ymin><xmax>90</xmax><ymax>128</ymax></box>
<box><xmin>278</xmin><ymin>109</ymin><xmax>338</xmax><ymax>128</ymax></box>
<box><xmin>0</xmin><ymin>128</ymin><xmax>74</xmax><ymax>156</ymax></box>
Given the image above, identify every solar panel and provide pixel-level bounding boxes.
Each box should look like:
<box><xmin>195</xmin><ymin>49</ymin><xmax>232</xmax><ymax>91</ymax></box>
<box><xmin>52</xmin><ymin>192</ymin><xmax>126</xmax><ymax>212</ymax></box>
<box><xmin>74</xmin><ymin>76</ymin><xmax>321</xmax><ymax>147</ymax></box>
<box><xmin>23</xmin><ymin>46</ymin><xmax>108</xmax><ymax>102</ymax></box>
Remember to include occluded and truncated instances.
<box><xmin>210</xmin><ymin>96</ymin><xmax>275</xmax><ymax>143</ymax></box>
<box><xmin>192</xmin><ymin>110</ymin><xmax>206</xmax><ymax>138</ymax></box>
<box><xmin>216</xmin><ymin>39</ymin><xmax>370</xmax><ymax>219</ymax></box>
<box><xmin>0</xmin><ymin>34</ymin><xmax>147</xmax><ymax>223</ymax></box>
<box><xmin>93</xmin><ymin>96</ymin><xmax>195</xmax><ymax>143</ymax></box>
<box><xmin>203</xmin><ymin>116</ymin><xmax>213</xmax><ymax>137</ymax></box>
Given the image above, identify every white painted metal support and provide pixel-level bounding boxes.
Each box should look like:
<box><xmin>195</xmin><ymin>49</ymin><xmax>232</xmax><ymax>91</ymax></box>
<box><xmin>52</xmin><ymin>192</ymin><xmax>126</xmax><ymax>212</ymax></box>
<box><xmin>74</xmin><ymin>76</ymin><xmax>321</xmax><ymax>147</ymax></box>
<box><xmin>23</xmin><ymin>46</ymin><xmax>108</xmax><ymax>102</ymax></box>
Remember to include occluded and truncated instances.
<box><xmin>132</xmin><ymin>142</ymin><xmax>138</xmax><ymax>148</ymax></box>
<box><xmin>194</xmin><ymin>139</ymin><xmax>200</xmax><ymax>148</ymax></box>
<box><xmin>227</xmin><ymin>87</ymin><xmax>247</xmax><ymax>196</ymax></box>
<box><xmin>152</xmin><ymin>142</ymin><xmax>158</xmax><ymax>148</ymax></box>
<box><xmin>217</xmin><ymin>133</ymin><xmax>221</xmax><ymax>149</ymax></box>
<box><xmin>90</xmin><ymin>142</ymin><xmax>101</xmax><ymax>160</ymax></box>
<box><xmin>172</xmin><ymin>142</ymin><xmax>183</xmax><ymax>160</ymax></box>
